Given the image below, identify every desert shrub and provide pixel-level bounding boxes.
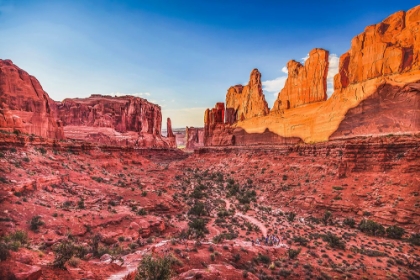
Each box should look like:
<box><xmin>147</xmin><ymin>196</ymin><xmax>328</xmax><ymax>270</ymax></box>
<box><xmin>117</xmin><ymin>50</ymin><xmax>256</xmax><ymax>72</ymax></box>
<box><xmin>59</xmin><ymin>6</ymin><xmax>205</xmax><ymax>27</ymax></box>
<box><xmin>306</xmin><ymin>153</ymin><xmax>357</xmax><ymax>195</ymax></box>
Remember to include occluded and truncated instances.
<box><xmin>137</xmin><ymin>208</ymin><xmax>147</xmax><ymax>216</ymax></box>
<box><xmin>293</xmin><ymin>236</ymin><xmax>309</xmax><ymax>246</ymax></box>
<box><xmin>385</xmin><ymin>225</ymin><xmax>405</xmax><ymax>239</ymax></box>
<box><xmin>279</xmin><ymin>269</ymin><xmax>292</xmax><ymax>277</ymax></box>
<box><xmin>52</xmin><ymin>240</ymin><xmax>77</xmax><ymax>268</ymax></box>
<box><xmin>67</xmin><ymin>256</ymin><xmax>80</xmax><ymax>267</ymax></box>
<box><xmin>188</xmin><ymin>218</ymin><xmax>209</xmax><ymax>238</ymax></box>
<box><xmin>408</xmin><ymin>233</ymin><xmax>420</xmax><ymax>246</ymax></box>
<box><xmin>38</xmin><ymin>147</ymin><xmax>47</xmax><ymax>155</ymax></box>
<box><xmin>5</xmin><ymin>230</ymin><xmax>28</xmax><ymax>245</ymax></box>
<box><xmin>255</xmin><ymin>253</ymin><xmax>271</xmax><ymax>264</ymax></box>
<box><xmin>321</xmin><ymin>232</ymin><xmax>346</xmax><ymax>250</ymax></box>
<box><xmin>322</xmin><ymin>211</ymin><xmax>332</xmax><ymax>225</ymax></box>
<box><xmin>0</xmin><ymin>242</ymin><xmax>10</xmax><ymax>261</ymax></box>
<box><xmin>78</xmin><ymin>198</ymin><xmax>85</xmax><ymax>209</ymax></box>
<box><xmin>188</xmin><ymin>201</ymin><xmax>206</xmax><ymax>217</ymax></box>
<box><xmin>288</xmin><ymin>248</ymin><xmax>301</xmax><ymax>259</ymax></box>
<box><xmin>287</xmin><ymin>212</ymin><xmax>296</xmax><ymax>222</ymax></box>
<box><xmin>29</xmin><ymin>216</ymin><xmax>44</xmax><ymax>232</ymax></box>
<box><xmin>212</xmin><ymin>232</ymin><xmax>237</xmax><ymax>243</ymax></box>
<box><xmin>343</xmin><ymin>217</ymin><xmax>355</xmax><ymax>228</ymax></box>
<box><xmin>358</xmin><ymin>219</ymin><xmax>385</xmax><ymax>236</ymax></box>
<box><xmin>91</xmin><ymin>234</ymin><xmax>102</xmax><ymax>257</ymax></box>
<box><xmin>135</xmin><ymin>254</ymin><xmax>173</xmax><ymax>280</ymax></box>
<box><xmin>91</xmin><ymin>176</ymin><xmax>104</xmax><ymax>183</ymax></box>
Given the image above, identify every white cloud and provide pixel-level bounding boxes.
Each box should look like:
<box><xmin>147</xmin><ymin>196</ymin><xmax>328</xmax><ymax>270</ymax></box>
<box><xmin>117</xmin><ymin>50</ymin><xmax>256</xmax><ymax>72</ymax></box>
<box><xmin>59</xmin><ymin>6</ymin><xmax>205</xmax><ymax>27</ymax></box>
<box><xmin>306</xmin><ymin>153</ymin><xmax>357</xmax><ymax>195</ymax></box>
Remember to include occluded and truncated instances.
<box><xmin>326</xmin><ymin>54</ymin><xmax>339</xmax><ymax>97</ymax></box>
<box><xmin>111</xmin><ymin>92</ymin><xmax>151</xmax><ymax>97</ymax></box>
<box><xmin>262</xmin><ymin>76</ymin><xmax>287</xmax><ymax>94</ymax></box>
<box><xmin>281</xmin><ymin>66</ymin><xmax>288</xmax><ymax>74</ymax></box>
<box><xmin>301</xmin><ymin>54</ymin><xmax>309</xmax><ymax>62</ymax></box>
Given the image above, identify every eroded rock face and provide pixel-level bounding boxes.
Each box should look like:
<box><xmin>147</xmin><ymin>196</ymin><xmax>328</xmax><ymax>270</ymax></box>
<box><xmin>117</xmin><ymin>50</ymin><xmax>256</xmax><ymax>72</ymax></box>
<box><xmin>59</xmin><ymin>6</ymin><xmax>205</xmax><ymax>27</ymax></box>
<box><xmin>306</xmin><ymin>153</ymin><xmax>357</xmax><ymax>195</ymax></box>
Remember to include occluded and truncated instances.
<box><xmin>272</xmin><ymin>48</ymin><xmax>329</xmax><ymax>113</ymax></box>
<box><xmin>334</xmin><ymin>6</ymin><xmax>420</xmax><ymax>90</ymax></box>
<box><xmin>0</xmin><ymin>59</ymin><xmax>64</xmax><ymax>139</ymax></box>
<box><xmin>225</xmin><ymin>69</ymin><xmax>269</xmax><ymax>121</ymax></box>
<box><xmin>56</xmin><ymin>95</ymin><xmax>175</xmax><ymax>148</ymax></box>
<box><xmin>330</xmin><ymin>82</ymin><xmax>420</xmax><ymax>139</ymax></box>
<box><xmin>198</xmin><ymin>6</ymin><xmax>420</xmax><ymax>146</ymax></box>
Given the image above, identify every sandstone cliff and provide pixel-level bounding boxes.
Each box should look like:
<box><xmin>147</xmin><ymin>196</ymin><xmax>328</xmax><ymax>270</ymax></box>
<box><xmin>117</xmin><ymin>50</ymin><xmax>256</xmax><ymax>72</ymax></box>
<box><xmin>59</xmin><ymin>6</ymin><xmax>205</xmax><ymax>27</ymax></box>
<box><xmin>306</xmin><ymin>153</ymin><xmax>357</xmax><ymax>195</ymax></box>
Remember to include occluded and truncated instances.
<box><xmin>57</xmin><ymin>95</ymin><xmax>175</xmax><ymax>148</ymax></box>
<box><xmin>0</xmin><ymin>59</ymin><xmax>64</xmax><ymax>139</ymax></box>
<box><xmin>194</xmin><ymin>5</ymin><xmax>420</xmax><ymax>147</ymax></box>
<box><xmin>272</xmin><ymin>48</ymin><xmax>329</xmax><ymax>113</ymax></box>
<box><xmin>0</xmin><ymin>60</ymin><xmax>175</xmax><ymax>148</ymax></box>
<box><xmin>225</xmin><ymin>69</ymin><xmax>269</xmax><ymax>122</ymax></box>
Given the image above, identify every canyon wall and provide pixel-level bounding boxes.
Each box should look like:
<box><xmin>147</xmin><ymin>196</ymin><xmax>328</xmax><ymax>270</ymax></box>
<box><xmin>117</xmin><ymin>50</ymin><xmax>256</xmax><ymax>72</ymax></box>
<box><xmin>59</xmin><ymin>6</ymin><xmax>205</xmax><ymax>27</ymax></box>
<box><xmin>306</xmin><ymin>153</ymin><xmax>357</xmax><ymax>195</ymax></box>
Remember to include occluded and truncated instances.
<box><xmin>190</xmin><ymin>5</ymin><xmax>420</xmax><ymax>148</ymax></box>
<box><xmin>0</xmin><ymin>59</ymin><xmax>64</xmax><ymax>139</ymax></box>
<box><xmin>0</xmin><ymin>60</ymin><xmax>175</xmax><ymax>148</ymax></box>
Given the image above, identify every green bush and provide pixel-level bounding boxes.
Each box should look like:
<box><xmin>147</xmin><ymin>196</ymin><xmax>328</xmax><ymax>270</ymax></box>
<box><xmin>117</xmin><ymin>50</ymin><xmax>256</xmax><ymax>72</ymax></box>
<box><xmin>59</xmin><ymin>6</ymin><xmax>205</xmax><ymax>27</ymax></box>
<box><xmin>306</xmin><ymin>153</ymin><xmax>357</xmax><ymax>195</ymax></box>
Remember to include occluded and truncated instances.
<box><xmin>52</xmin><ymin>240</ymin><xmax>77</xmax><ymax>268</ymax></box>
<box><xmin>288</xmin><ymin>248</ymin><xmax>301</xmax><ymax>259</ymax></box>
<box><xmin>188</xmin><ymin>201</ymin><xmax>206</xmax><ymax>217</ymax></box>
<box><xmin>0</xmin><ymin>242</ymin><xmax>10</xmax><ymax>261</ymax></box>
<box><xmin>343</xmin><ymin>218</ymin><xmax>355</xmax><ymax>228</ymax></box>
<box><xmin>188</xmin><ymin>218</ymin><xmax>209</xmax><ymax>239</ymax></box>
<box><xmin>287</xmin><ymin>212</ymin><xmax>296</xmax><ymax>222</ymax></box>
<box><xmin>322</xmin><ymin>211</ymin><xmax>332</xmax><ymax>225</ymax></box>
<box><xmin>386</xmin><ymin>225</ymin><xmax>405</xmax><ymax>239</ymax></box>
<box><xmin>135</xmin><ymin>254</ymin><xmax>173</xmax><ymax>280</ymax></box>
<box><xmin>408</xmin><ymin>233</ymin><xmax>420</xmax><ymax>246</ymax></box>
<box><xmin>321</xmin><ymin>232</ymin><xmax>346</xmax><ymax>250</ymax></box>
<box><xmin>358</xmin><ymin>219</ymin><xmax>385</xmax><ymax>236</ymax></box>
<box><xmin>29</xmin><ymin>216</ymin><xmax>44</xmax><ymax>232</ymax></box>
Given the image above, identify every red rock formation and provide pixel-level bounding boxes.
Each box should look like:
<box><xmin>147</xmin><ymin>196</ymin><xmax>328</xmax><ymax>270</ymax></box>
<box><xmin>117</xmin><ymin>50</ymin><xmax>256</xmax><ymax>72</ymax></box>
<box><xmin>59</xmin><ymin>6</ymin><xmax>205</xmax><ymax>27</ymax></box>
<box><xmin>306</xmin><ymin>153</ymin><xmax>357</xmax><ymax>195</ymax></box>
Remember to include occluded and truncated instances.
<box><xmin>226</xmin><ymin>69</ymin><xmax>269</xmax><ymax>121</ymax></box>
<box><xmin>272</xmin><ymin>48</ymin><xmax>329</xmax><ymax>113</ymax></box>
<box><xmin>186</xmin><ymin>127</ymin><xmax>205</xmax><ymax>150</ymax></box>
<box><xmin>167</xmin><ymin>118</ymin><xmax>174</xmax><ymax>137</ymax></box>
<box><xmin>330</xmin><ymin>82</ymin><xmax>420</xmax><ymax>139</ymax></box>
<box><xmin>334</xmin><ymin>6</ymin><xmax>420</xmax><ymax>90</ymax></box>
<box><xmin>0</xmin><ymin>59</ymin><xmax>64</xmax><ymax>139</ymax></box>
<box><xmin>56</xmin><ymin>95</ymin><xmax>174</xmax><ymax>148</ymax></box>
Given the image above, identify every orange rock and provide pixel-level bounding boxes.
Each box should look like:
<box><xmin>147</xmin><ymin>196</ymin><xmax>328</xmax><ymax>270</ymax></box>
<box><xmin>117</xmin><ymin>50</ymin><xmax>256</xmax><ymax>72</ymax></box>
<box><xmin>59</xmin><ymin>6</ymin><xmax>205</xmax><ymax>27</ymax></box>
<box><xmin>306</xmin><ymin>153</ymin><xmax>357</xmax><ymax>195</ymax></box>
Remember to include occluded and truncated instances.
<box><xmin>272</xmin><ymin>48</ymin><xmax>329</xmax><ymax>114</ymax></box>
<box><xmin>335</xmin><ymin>6</ymin><xmax>420</xmax><ymax>90</ymax></box>
<box><xmin>225</xmin><ymin>69</ymin><xmax>269</xmax><ymax>121</ymax></box>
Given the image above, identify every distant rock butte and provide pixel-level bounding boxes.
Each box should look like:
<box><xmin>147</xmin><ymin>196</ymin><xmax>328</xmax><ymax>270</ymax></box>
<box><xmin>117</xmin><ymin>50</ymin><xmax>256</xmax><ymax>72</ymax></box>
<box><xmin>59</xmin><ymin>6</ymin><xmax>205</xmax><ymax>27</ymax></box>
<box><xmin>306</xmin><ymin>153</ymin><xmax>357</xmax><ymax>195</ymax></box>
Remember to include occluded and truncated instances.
<box><xmin>0</xmin><ymin>59</ymin><xmax>64</xmax><ymax>139</ymax></box>
<box><xmin>191</xmin><ymin>6</ymin><xmax>420</xmax><ymax>148</ymax></box>
<box><xmin>0</xmin><ymin>60</ymin><xmax>175</xmax><ymax>148</ymax></box>
<box><xmin>56</xmin><ymin>95</ymin><xmax>174</xmax><ymax>148</ymax></box>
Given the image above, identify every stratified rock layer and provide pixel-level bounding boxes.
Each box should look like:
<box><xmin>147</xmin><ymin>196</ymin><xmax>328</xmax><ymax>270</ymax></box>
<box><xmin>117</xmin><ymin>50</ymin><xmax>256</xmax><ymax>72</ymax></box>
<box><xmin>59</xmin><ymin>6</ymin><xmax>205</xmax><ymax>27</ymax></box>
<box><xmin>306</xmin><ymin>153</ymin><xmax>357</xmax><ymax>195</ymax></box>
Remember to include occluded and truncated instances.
<box><xmin>272</xmin><ymin>48</ymin><xmax>329</xmax><ymax>113</ymax></box>
<box><xmin>57</xmin><ymin>95</ymin><xmax>174</xmax><ymax>148</ymax></box>
<box><xmin>0</xmin><ymin>59</ymin><xmax>64</xmax><ymax>139</ymax></box>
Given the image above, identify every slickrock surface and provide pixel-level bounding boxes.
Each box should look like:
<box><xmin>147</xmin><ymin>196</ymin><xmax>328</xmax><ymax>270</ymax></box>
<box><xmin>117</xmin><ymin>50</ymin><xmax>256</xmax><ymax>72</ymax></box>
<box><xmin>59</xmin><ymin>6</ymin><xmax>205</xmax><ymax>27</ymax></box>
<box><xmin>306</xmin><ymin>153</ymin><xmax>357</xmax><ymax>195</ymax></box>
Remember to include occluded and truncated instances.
<box><xmin>272</xmin><ymin>48</ymin><xmax>329</xmax><ymax>113</ymax></box>
<box><xmin>0</xmin><ymin>59</ymin><xmax>64</xmax><ymax>139</ymax></box>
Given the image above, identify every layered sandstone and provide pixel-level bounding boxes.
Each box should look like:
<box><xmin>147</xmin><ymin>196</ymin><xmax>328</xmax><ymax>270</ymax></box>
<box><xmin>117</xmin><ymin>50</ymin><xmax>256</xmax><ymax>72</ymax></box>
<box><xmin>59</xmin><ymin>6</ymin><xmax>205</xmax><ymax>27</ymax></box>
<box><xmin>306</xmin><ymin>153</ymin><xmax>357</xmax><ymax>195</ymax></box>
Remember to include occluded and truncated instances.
<box><xmin>57</xmin><ymin>95</ymin><xmax>175</xmax><ymax>148</ymax></box>
<box><xmin>0</xmin><ymin>59</ymin><xmax>64</xmax><ymax>139</ymax></box>
<box><xmin>225</xmin><ymin>69</ymin><xmax>269</xmax><ymax>122</ymax></box>
<box><xmin>195</xmin><ymin>6</ymin><xmax>420</xmax><ymax>147</ymax></box>
<box><xmin>272</xmin><ymin>48</ymin><xmax>329</xmax><ymax>113</ymax></box>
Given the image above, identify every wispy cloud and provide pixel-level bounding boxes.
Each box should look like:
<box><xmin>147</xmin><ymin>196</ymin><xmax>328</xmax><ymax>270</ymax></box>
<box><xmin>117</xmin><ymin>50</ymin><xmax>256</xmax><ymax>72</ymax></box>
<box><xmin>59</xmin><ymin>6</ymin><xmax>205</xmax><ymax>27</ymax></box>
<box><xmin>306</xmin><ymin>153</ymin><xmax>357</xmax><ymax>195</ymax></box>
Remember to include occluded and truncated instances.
<box><xmin>262</xmin><ymin>76</ymin><xmax>287</xmax><ymax>94</ymax></box>
<box><xmin>111</xmin><ymin>92</ymin><xmax>151</xmax><ymax>97</ymax></box>
<box><xmin>327</xmin><ymin>54</ymin><xmax>339</xmax><ymax>96</ymax></box>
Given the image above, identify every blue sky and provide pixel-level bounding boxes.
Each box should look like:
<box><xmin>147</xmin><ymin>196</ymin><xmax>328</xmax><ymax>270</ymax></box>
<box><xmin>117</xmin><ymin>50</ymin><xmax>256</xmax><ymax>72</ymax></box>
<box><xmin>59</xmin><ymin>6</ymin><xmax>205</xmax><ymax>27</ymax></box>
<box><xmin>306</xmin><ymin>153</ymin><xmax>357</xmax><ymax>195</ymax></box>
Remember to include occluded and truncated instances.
<box><xmin>1</xmin><ymin>0</ymin><xmax>418</xmax><ymax>128</ymax></box>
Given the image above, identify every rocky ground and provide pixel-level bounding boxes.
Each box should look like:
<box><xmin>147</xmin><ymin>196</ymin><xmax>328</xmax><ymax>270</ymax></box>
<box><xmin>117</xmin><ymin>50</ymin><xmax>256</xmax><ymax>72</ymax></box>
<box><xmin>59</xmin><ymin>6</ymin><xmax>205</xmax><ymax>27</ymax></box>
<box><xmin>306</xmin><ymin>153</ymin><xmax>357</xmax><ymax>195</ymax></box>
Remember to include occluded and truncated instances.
<box><xmin>0</xmin><ymin>132</ymin><xmax>419</xmax><ymax>279</ymax></box>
